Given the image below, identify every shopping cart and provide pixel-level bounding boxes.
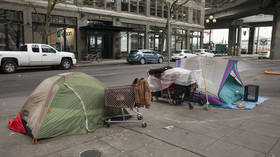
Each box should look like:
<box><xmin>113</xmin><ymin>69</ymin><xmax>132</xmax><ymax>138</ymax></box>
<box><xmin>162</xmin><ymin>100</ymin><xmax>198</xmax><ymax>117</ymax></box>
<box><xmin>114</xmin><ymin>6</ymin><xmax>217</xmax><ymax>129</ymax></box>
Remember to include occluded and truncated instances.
<box><xmin>151</xmin><ymin>83</ymin><xmax>197</xmax><ymax>109</ymax></box>
<box><xmin>148</xmin><ymin>66</ymin><xmax>198</xmax><ymax>109</ymax></box>
<box><xmin>104</xmin><ymin>85</ymin><xmax>147</xmax><ymax>128</ymax></box>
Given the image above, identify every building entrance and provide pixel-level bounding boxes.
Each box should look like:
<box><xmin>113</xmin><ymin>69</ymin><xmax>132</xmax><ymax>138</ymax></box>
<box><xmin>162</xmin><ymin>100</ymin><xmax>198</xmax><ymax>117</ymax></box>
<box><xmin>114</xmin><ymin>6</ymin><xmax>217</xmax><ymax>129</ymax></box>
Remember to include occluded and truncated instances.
<box><xmin>88</xmin><ymin>33</ymin><xmax>103</xmax><ymax>56</ymax></box>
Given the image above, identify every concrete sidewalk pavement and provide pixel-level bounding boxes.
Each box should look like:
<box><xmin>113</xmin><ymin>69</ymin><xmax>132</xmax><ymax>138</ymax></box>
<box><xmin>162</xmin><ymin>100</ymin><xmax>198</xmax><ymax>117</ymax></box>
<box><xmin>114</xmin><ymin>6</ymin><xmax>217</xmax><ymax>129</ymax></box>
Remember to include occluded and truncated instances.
<box><xmin>1</xmin><ymin>58</ymin><xmax>280</xmax><ymax>157</ymax></box>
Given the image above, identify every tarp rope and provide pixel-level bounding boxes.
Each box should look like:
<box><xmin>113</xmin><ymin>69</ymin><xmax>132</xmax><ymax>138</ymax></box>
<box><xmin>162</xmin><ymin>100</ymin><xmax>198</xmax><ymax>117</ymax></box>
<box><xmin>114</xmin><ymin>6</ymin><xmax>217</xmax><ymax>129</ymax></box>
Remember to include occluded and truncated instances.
<box><xmin>63</xmin><ymin>80</ymin><xmax>94</xmax><ymax>132</ymax></box>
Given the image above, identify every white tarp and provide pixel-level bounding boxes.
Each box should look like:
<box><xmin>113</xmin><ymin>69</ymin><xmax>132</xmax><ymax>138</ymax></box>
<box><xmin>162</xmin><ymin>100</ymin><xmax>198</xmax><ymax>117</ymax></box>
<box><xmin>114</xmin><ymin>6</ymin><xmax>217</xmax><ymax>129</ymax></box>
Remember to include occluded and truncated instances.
<box><xmin>180</xmin><ymin>56</ymin><xmax>229</xmax><ymax>96</ymax></box>
<box><xmin>148</xmin><ymin>68</ymin><xmax>196</xmax><ymax>92</ymax></box>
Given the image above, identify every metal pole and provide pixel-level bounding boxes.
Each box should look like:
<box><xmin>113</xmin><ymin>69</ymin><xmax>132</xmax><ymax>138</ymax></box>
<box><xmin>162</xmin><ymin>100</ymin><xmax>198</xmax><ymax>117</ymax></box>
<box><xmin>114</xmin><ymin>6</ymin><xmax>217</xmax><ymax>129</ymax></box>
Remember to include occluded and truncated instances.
<box><xmin>167</xmin><ymin>7</ymin><xmax>171</xmax><ymax>66</ymax></box>
<box><xmin>209</xmin><ymin>29</ymin><xmax>211</xmax><ymax>49</ymax></box>
<box><xmin>256</xmin><ymin>27</ymin><xmax>260</xmax><ymax>54</ymax></box>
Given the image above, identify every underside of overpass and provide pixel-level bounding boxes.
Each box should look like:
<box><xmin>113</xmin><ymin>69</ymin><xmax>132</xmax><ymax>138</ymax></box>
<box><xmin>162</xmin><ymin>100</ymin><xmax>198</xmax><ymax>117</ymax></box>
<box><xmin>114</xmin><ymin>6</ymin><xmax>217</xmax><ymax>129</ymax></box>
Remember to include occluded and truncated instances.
<box><xmin>204</xmin><ymin>0</ymin><xmax>280</xmax><ymax>59</ymax></box>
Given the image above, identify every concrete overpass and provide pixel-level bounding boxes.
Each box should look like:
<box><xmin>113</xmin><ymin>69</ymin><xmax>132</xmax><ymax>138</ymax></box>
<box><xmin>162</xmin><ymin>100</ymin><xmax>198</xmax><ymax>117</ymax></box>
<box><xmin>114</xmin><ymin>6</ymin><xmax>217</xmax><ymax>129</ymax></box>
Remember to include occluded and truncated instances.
<box><xmin>204</xmin><ymin>0</ymin><xmax>280</xmax><ymax>59</ymax></box>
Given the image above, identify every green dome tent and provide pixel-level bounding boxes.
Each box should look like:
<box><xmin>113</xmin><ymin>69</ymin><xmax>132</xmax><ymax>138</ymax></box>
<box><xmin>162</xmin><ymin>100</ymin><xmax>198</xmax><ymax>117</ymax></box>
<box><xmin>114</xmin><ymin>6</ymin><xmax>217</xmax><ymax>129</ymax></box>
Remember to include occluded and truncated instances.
<box><xmin>20</xmin><ymin>72</ymin><xmax>118</xmax><ymax>140</ymax></box>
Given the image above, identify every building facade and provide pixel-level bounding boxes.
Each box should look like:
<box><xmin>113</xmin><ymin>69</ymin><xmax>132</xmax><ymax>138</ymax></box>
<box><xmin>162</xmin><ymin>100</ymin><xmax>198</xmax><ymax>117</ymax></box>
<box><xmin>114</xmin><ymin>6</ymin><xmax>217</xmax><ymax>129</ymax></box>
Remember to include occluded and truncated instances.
<box><xmin>0</xmin><ymin>0</ymin><xmax>205</xmax><ymax>59</ymax></box>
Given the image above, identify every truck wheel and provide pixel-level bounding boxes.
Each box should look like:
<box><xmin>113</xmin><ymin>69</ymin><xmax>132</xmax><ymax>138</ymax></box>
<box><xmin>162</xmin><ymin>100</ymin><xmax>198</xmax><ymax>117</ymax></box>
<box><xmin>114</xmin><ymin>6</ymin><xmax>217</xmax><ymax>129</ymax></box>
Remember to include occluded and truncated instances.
<box><xmin>60</xmin><ymin>58</ymin><xmax>72</xmax><ymax>70</ymax></box>
<box><xmin>2</xmin><ymin>61</ymin><xmax>17</xmax><ymax>73</ymax></box>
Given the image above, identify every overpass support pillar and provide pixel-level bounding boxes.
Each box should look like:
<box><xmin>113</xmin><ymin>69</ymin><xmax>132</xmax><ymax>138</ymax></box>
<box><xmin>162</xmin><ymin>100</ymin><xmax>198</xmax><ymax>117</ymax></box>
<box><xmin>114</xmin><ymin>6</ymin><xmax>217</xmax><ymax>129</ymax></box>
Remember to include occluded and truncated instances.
<box><xmin>236</xmin><ymin>26</ymin><xmax>242</xmax><ymax>56</ymax></box>
<box><xmin>271</xmin><ymin>12</ymin><xmax>280</xmax><ymax>60</ymax></box>
<box><xmin>228</xmin><ymin>27</ymin><xmax>236</xmax><ymax>56</ymax></box>
<box><xmin>248</xmin><ymin>27</ymin><xmax>255</xmax><ymax>54</ymax></box>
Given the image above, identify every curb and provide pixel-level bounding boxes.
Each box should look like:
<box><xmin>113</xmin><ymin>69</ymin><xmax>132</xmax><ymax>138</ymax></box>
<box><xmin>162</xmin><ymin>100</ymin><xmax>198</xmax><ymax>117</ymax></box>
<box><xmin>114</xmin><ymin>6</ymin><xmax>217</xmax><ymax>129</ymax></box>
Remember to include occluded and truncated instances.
<box><xmin>74</xmin><ymin>60</ymin><xmax>127</xmax><ymax>67</ymax></box>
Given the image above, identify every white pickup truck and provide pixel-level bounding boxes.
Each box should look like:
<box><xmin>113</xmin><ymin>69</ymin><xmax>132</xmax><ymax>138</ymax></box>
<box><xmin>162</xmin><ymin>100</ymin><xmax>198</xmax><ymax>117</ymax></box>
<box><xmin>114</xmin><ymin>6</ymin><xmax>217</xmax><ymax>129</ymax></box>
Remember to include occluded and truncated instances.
<box><xmin>0</xmin><ymin>44</ymin><xmax>76</xmax><ymax>73</ymax></box>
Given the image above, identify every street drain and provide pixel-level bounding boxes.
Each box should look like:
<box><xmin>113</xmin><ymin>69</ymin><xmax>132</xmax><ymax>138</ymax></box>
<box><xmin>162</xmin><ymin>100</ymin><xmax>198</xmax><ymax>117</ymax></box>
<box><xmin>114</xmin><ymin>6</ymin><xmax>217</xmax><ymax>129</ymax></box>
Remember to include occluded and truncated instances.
<box><xmin>80</xmin><ymin>150</ymin><xmax>102</xmax><ymax>157</ymax></box>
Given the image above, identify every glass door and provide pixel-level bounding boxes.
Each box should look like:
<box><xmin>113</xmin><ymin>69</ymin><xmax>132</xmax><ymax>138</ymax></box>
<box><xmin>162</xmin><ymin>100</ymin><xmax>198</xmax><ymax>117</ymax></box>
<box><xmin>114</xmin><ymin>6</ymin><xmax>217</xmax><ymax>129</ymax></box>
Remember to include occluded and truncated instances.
<box><xmin>88</xmin><ymin>34</ymin><xmax>103</xmax><ymax>55</ymax></box>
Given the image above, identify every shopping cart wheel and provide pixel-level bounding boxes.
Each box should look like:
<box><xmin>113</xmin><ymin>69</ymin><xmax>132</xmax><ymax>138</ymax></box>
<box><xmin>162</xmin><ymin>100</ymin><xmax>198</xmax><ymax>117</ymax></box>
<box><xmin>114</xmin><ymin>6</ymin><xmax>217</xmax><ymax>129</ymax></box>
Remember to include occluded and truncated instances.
<box><xmin>104</xmin><ymin>119</ymin><xmax>111</xmax><ymax>127</ymax></box>
<box><xmin>141</xmin><ymin>122</ymin><xmax>147</xmax><ymax>128</ymax></box>
<box><xmin>106</xmin><ymin>122</ymin><xmax>110</xmax><ymax>127</ymax></box>
<box><xmin>188</xmin><ymin>103</ymin><xmax>194</xmax><ymax>110</ymax></box>
<box><xmin>137</xmin><ymin>115</ymin><xmax>143</xmax><ymax>120</ymax></box>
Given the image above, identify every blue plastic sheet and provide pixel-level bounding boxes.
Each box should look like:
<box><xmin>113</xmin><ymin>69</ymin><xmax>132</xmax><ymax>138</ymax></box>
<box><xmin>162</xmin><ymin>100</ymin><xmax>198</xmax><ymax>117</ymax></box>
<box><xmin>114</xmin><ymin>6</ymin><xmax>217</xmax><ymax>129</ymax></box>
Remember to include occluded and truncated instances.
<box><xmin>210</xmin><ymin>97</ymin><xmax>268</xmax><ymax>110</ymax></box>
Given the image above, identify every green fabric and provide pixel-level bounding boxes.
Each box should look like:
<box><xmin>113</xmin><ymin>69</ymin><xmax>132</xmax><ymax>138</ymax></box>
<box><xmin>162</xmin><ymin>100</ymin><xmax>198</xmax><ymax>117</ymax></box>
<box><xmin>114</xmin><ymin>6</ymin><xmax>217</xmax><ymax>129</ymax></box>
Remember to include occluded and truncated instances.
<box><xmin>219</xmin><ymin>74</ymin><xmax>244</xmax><ymax>104</ymax></box>
<box><xmin>36</xmin><ymin>73</ymin><xmax>105</xmax><ymax>139</ymax></box>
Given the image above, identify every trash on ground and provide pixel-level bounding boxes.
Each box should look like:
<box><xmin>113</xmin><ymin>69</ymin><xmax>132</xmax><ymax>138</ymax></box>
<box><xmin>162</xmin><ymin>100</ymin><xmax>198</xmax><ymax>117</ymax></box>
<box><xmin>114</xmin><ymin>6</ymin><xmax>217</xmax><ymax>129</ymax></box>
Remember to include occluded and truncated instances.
<box><xmin>163</xmin><ymin>125</ymin><xmax>174</xmax><ymax>130</ymax></box>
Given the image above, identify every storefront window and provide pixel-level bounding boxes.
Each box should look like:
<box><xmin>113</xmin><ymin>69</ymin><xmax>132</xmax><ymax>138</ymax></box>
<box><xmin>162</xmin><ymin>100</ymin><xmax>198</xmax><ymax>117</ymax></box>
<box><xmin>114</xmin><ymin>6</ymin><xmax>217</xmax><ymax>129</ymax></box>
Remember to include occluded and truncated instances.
<box><xmin>8</xmin><ymin>24</ymin><xmax>23</xmax><ymax>50</ymax></box>
<box><xmin>154</xmin><ymin>34</ymin><xmax>159</xmax><ymax>50</ymax></box>
<box><xmin>177</xmin><ymin>7</ymin><xmax>183</xmax><ymax>21</ymax></box>
<box><xmin>149</xmin><ymin>33</ymin><xmax>155</xmax><ymax>49</ymax></box>
<box><xmin>83</xmin><ymin>0</ymin><xmax>94</xmax><ymax>7</ymax></box>
<box><xmin>183</xmin><ymin>7</ymin><xmax>188</xmax><ymax>22</ymax></box>
<box><xmin>106</xmin><ymin>0</ymin><xmax>116</xmax><ymax>10</ymax></box>
<box><xmin>130</xmin><ymin>32</ymin><xmax>138</xmax><ymax>50</ymax></box>
<box><xmin>171</xmin><ymin>35</ymin><xmax>175</xmax><ymax>51</ymax></box>
<box><xmin>157</xmin><ymin>0</ymin><xmax>163</xmax><ymax>17</ymax></box>
<box><xmin>121</xmin><ymin>32</ymin><xmax>127</xmax><ymax>53</ymax></box>
<box><xmin>192</xmin><ymin>9</ymin><xmax>201</xmax><ymax>24</ymax></box>
<box><xmin>150</xmin><ymin>0</ymin><xmax>156</xmax><ymax>16</ymax></box>
<box><xmin>121</xmin><ymin>0</ymin><xmax>129</xmax><ymax>11</ymax></box>
<box><xmin>138</xmin><ymin>33</ymin><xmax>145</xmax><ymax>49</ymax></box>
<box><xmin>0</xmin><ymin>9</ymin><xmax>24</xmax><ymax>51</ymax></box>
<box><xmin>95</xmin><ymin>0</ymin><xmax>105</xmax><ymax>9</ymax></box>
<box><xmin>172</xmin><ymin>5</ymin><xmax>178</xmax><ymax>20</ymax></box>
<box><xmin>32</xmin><ymin>14</ymin><xmax>77</xmax><ymax>52</ymax></box>
<box><xmin>130</xmin><ymin>0</ymin><xmax>137</xmax><ymax>13</ymax></box>
<box><xmin>0</xmin><ymin>25</ymin><xmax>6</xmax><ymax>50</ymax></box>
<box><xmin>164</xmin><ymin>2</ymin><xmax>169</xmax><ymax>18</ymax></box>
<box><xmin>139</xmin><ymin>0</ymin><xmax>146</xmax><ymax>15</ymax></box>
<box><xmin>197</xmin><ymin>10</ymin><xmax>201</xmax><ymax>25</ymax></box>
<box><xmin>176</xmin><ymin>35</ymin><xmax>183</xmax><ymax>50</ymax></box>
<box><xmin>193</xmin><ymin>36</ymin><xmax>198</xmax><ymax>49</ymax></box>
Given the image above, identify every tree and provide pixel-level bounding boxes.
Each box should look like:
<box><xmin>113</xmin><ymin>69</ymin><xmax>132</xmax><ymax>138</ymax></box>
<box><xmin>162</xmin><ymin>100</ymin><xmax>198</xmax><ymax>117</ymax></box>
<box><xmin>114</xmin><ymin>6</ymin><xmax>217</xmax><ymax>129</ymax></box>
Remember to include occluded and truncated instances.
<box><xmin>159</xmin><ymin>0</ymin><xmax>198</xmax><ymax>55</ymax></box>
<box><xmin>42</xmin><ymin>0</ymin><xmax>67</xmax><ymax>44</ymax></box>
<box><xmin>29</xmin><ymin>0</ymin><xmax>67</xmax><ymax>44</ymax></box>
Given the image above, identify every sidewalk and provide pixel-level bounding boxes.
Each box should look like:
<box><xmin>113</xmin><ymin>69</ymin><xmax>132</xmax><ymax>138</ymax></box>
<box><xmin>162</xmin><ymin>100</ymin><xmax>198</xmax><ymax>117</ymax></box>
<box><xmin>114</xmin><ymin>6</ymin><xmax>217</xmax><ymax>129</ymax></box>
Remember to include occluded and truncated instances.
<box><xmin>1</xmin><ymin>57</ymin><xmax>280</xmax><ymax>157</ymax></box>
<box><xmin>75</xmin><ymin>59</ymin><xmax>127</xmax><ymax>67</ymax></box>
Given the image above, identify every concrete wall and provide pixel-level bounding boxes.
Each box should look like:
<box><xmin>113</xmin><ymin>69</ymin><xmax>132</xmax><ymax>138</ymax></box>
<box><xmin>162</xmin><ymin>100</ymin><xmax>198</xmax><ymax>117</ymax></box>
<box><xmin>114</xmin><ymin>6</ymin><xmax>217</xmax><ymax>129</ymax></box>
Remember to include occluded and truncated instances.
<box><xmin>271</xmin><ymin>12</ymin><xmax>280</xmax><ymax>60</ymax></box>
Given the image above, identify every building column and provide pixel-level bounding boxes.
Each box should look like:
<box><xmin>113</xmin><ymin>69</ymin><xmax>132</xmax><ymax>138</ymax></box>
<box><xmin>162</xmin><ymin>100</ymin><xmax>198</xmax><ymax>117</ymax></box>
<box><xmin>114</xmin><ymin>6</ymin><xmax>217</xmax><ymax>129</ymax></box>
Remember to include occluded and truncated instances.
<box><xmin>113</xmin><ymin>32</ymin><xmax>121</xmax><ymax>59</ymax></box>
<box><xmin>228</xmin><ymin>26</ymin><xmax>236</xmax><ymax>56</ymax></box>
<box><xmin>77</xmin><ymin>16</ymin><xmax>88</xmax><ymax>60</ymax></box>
<box><xmin>236</xmin><ymin>26</ymin><xmax>242</xmax><ymax>56</ymax></box>
<box><xmin>200</xmin><ymin>31</ymin><xmax>203</xmax><ymax>49</ymax></box>
<box><xmin>185</xmin><ymin>30</ymin><xmax>190</xmax><ymax>49</ymax></box>
<box><xmin>271</xmin><ymin>12</ymin><xmax>280</xmax><ymax>60</ymax></box>
<box><xmin>116</xmin><ymin>0</ymin><xmax>121</xmax><ymax>12</ymax></box>
<box><xmin>145</xmin><ymin>24</ymin><xmax>150</xmax><ymax>49</ymax></box>
<box><xmin>247</xmin><ymin>27</ymin><xmax>255</xmax><ymax>54</ymax></box>
<box><xmin>23</xmin><ymin>8</ymin><xmax>33</xmax><ymax>43</ymax></box>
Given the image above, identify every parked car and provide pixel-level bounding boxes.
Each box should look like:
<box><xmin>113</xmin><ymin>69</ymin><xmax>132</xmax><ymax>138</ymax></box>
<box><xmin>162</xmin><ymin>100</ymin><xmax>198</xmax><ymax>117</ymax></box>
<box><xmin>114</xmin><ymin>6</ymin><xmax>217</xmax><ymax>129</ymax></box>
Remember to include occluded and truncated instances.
<box><xmin>127</xmin><ymin>49</ymin><xmax>164</xmax><ymax>64</ymax></box>
<box><xmin>195</xmin><ymin>49</ymin><xmax>215</xmax><ymax>57</ymax></box>
<box><xmin>258</xmin><ymin>51</ymin><xmax>270</xmax><ymax>59</ymax></box>
<box><xmin>0</xmin><ymin>44</ymin><xmax>76</xmax><ymax>73</ymax></box>
<box><xmin>171</xmin><ymin>49</ymin><xmax>196</xmax><ymax>61</ymax></box>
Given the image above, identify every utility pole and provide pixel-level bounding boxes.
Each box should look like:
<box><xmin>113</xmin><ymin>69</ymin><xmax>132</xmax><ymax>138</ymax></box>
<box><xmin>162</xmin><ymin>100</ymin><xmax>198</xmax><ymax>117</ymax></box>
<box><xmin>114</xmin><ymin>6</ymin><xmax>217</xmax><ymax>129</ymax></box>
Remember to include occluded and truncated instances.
<box><xmin>167</xmin><ymin>7</ymin><xmax>171</xmax><ymax>66</ymax></box>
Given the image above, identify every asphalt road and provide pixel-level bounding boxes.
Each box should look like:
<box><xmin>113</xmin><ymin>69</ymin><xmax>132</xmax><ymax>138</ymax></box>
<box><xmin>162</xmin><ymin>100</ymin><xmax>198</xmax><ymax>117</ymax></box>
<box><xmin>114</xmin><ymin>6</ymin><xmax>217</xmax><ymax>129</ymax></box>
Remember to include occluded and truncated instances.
<box><xmin>0</xmin><ymin>63</ymin><xmax>168</xmax><ymax>99</ymax></box>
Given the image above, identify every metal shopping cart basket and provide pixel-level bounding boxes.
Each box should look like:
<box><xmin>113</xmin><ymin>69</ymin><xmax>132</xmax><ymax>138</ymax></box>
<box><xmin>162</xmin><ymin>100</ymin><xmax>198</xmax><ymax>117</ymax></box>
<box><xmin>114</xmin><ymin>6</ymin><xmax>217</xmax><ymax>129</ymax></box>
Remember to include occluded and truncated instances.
<box><xmin>104</xmin><ymin>85</ymin><xmax>147</xmax><ymax>128</ymax></box>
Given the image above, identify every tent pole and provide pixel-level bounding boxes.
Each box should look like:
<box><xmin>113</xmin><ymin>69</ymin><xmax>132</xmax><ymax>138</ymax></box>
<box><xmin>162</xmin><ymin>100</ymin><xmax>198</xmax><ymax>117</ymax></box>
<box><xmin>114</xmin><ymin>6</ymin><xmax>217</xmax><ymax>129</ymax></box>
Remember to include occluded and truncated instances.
<box><xmin>200</xmin><ymin>57</ymin><xmax>210</xmax><ymax>109</ymax></box>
